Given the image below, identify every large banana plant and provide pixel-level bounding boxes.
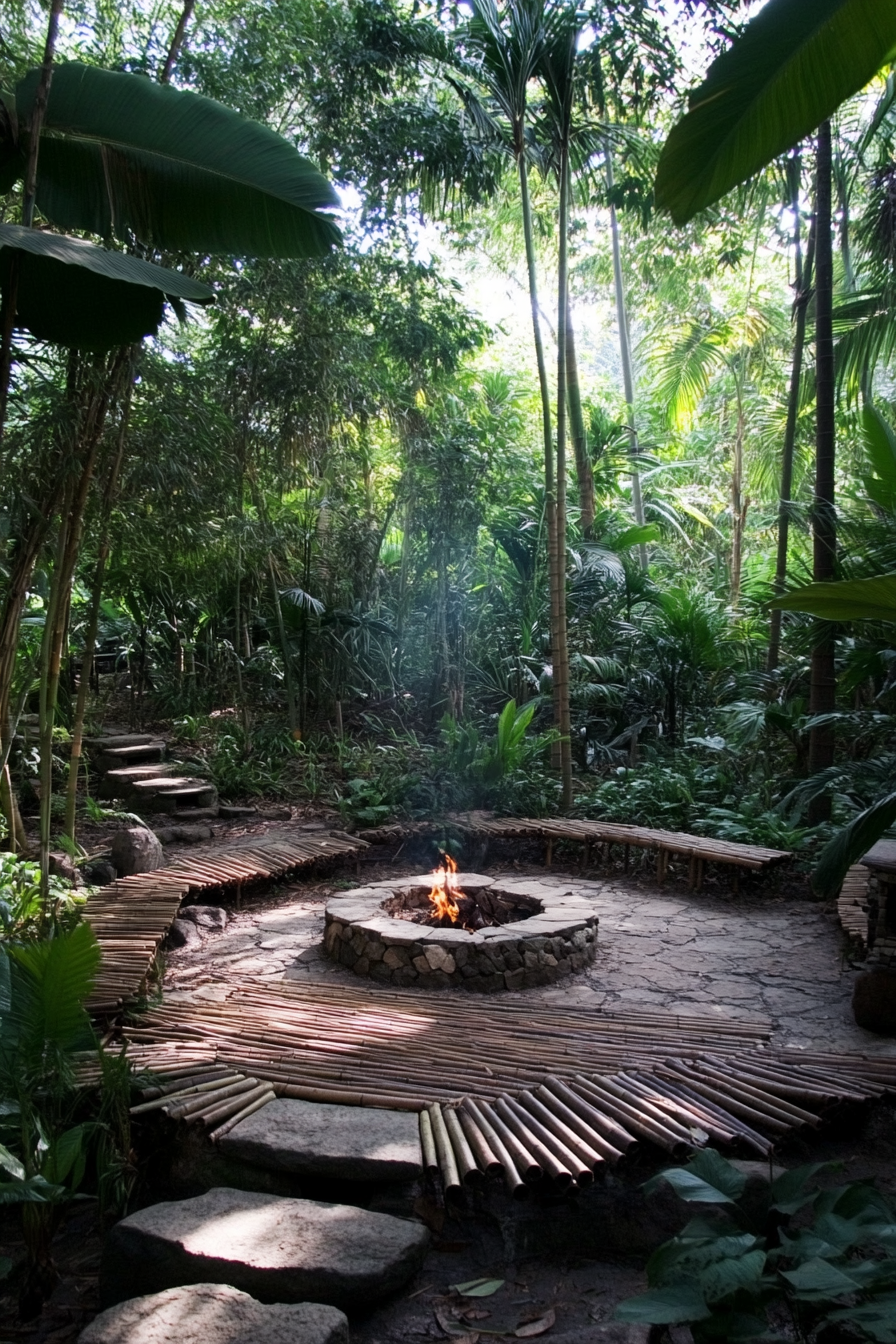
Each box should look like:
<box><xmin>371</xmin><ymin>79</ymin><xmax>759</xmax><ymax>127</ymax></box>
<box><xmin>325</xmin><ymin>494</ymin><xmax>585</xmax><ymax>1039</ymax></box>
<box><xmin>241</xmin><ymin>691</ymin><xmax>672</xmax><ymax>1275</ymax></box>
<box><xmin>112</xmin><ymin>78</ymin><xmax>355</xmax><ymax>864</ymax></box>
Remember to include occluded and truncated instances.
<box><xmin>0</xmin><ymin>62</ymin><xmax>341</xmax><ymax>349</ymax></box>
<box><xmin>655</xmin><ymin>0</ymin><xmax>896</xmax><ymax>224</ymax></box>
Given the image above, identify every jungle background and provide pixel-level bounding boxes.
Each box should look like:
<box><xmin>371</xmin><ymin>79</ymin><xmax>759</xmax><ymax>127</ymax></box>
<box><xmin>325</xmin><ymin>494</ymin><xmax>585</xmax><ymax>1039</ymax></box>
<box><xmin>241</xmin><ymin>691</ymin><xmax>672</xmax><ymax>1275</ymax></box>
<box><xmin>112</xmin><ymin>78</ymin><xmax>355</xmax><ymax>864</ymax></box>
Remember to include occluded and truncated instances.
<box><xmin>3</xmin><ymin>0</ymin><xmax>896</xmax><ymax>875</ymax></box>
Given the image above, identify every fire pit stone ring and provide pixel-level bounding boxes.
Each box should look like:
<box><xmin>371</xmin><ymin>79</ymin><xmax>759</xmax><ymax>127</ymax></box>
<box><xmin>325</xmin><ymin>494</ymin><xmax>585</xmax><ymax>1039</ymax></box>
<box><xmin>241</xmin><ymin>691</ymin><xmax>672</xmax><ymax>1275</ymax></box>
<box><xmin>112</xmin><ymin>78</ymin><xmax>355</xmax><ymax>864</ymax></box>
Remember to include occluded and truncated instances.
<box><xmin>324</xmin><ymin>874</ymin><xmax>599</xmax><ymax>992</ymax></box>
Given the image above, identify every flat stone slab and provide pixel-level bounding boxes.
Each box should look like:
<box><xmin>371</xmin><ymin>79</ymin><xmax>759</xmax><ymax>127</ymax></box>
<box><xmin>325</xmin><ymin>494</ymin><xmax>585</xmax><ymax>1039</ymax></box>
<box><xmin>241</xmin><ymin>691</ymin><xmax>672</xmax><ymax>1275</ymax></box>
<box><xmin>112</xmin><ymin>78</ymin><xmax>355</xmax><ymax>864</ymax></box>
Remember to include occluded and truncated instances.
<box><xmin>100</xmin><ymin>1188</ymin><xmax>429</xmax><ymax>1311</ymax></box>
<box><xmin>219</xmin><ymin>1098</ymin><xmax>422</xmax><ymax>1182</ymax></box>
<box><xmin>81</xmin><ymin>1283</ymin><xmax>348</xmax><ymax>1344</ymax></box>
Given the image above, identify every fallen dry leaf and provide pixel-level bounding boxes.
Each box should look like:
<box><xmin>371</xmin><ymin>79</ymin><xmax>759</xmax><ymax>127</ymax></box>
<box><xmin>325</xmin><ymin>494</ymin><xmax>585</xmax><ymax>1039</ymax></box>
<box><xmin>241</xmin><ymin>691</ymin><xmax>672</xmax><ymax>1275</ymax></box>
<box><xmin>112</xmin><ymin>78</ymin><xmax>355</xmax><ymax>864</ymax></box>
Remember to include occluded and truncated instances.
<box><xmin>514</xmin><ymin>1308</ymin><xmax>556</xmax><ymax>1337</ymax></box>
<box><xmin>461</xmin><ymin>1307</ymin><xmax>492</xmax><ymax>1321</ymax></box>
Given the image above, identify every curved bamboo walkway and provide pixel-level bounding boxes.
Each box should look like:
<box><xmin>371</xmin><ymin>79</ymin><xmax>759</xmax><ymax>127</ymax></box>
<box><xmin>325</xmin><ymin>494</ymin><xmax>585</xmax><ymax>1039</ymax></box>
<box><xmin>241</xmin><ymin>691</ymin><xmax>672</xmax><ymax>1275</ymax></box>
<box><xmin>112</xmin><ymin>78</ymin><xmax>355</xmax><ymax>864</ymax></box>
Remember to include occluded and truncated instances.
<box><xmin>83</xmin><ymin>830</ymin><xmax>367</xmax><ymax>1013</ymax></box>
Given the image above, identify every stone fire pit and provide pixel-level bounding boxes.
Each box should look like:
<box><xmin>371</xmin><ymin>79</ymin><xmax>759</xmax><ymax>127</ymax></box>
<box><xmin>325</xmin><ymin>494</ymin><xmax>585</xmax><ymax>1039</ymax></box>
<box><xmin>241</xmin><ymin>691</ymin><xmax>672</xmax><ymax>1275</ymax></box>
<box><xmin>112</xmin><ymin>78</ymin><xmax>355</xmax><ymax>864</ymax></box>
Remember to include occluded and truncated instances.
<box><xmin>324</xmin><ymin>874</ymin><xmax>598</xmax><ymax>992</ymax></box>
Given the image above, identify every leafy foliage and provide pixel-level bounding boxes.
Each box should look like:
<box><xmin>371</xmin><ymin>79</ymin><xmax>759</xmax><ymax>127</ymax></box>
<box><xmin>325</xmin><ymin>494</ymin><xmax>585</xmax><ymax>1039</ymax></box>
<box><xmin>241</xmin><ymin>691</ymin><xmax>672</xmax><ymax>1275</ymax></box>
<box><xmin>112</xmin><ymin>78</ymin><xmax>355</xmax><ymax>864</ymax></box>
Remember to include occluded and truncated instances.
<box><xmin>618</xmin><ymin>1149</ymin><xmax>896</xmax><ymax>1342</ymax></box>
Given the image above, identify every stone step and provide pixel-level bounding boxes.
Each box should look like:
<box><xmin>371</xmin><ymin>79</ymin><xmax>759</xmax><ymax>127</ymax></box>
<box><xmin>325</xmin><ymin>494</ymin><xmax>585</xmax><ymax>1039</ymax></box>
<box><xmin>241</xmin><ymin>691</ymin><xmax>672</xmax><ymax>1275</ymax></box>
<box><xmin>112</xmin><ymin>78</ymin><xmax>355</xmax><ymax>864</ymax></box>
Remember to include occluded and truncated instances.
<box><xmin>142</xmin><ymin>782</ymin><xmax>219</xmax><ymax>815</ymax></box>
<box><xmin>84</xmin><ymin>733</ymin><xmax>159</xmax><ymax>751</ymax></box>
<box><xmin>95</xmin><ymin>741</ymin><xmax>166</xmax><ymax>771</ymax></box>
<box><xmin>99</xmin><ymin>763</ymin><xmax>173</xmax><ymax>799</ymax></box>
<box><xmin>81</xmin><ymin>1285</ymin><xmax>348</xmax><ymax>1344</ymax></box>
<box><xmin>129</xmin><ymin>776</ymin><xmax>199</xmax><ymax>793</ymax></box>
<box><xmin>99</xmin><ymin>1188</ymin><xmax>430</xmax><ymax>1311</ymax></box>
<box><xmin>219</xmin><ymin>1099</ymin><xmax>422</xmax><ymax>1184</ymax></box>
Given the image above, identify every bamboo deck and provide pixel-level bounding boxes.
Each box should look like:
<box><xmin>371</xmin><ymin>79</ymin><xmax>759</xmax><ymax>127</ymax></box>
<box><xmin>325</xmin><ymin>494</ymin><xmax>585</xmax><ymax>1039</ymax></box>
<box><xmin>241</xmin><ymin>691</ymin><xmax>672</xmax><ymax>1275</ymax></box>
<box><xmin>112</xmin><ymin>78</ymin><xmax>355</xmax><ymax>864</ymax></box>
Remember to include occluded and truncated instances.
<box><xmin>83</xmin><ymin>831</ymin><xmax>367</xmax><ymax>1013</ymax></box>
<box><xmin>85</xmin><ymin>977</ymin><xmax>896</xmax><ymax>1183</ymax></box>
<box><xmin>838</xmin><ymin>863</ymin><xmax>871</xmax><ymax>949</ymax></box>
<box><xmin>371</xmin><ymin>813</ymin><xmax>793</xmax><ymax>888</ymax></box>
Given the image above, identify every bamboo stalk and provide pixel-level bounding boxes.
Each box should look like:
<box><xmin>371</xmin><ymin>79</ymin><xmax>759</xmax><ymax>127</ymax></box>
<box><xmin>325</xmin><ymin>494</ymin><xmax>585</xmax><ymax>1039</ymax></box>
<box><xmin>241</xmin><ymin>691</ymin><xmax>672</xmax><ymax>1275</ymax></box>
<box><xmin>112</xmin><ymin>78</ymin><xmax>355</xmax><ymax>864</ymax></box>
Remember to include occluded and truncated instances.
<box><xmin>463</xmin><ymin>1100</ymin><xmax>529</xmax><ymax>1199</ymax></box>
<box><xmin>533</xmin><ymin>1084</ymin><xmax>624</xmax><ymax>1163</ymax></box>
<box><xmin>200</xmin><ymin>1081</ymin><xmax>272</xmax><ymax>1128</ymax></box>
<box><xmin>419</xmin><ymin>1110</ymin><xmax>438</xmax><ymax>1174</ymax></box>
<box><xmin>516</xmin><ymin>1091</ymin><xmax>604</xmax><ymax>1172</ymax></box>
<box><xmin>428</xmin><ymin>1104</ymin><xmax>462</xmax><ymax>1199</ymax></box>
<box><xmin>456</xmin><ymin>1106</ymin><xmax>502</xmax><ymax>1177</ymax></box>
<box><xmin>443</xmin><ymin>1107</ymin><xmax>483</xmax><ymax>1188</ymax></box>
<box><xmin>493</xmin><ymin>1098</ymin><xmax>574</xmax><ymax>1188</ymax></box>
<box><xmin>209</xmin><ymin>1089</ymin><xmax>276</xmax><ymax>1142</ymax></box>
<box><xmin>474</xmin><ymin>1100</ymin><xmax>543</xmax><ymax>1184</ymax></box>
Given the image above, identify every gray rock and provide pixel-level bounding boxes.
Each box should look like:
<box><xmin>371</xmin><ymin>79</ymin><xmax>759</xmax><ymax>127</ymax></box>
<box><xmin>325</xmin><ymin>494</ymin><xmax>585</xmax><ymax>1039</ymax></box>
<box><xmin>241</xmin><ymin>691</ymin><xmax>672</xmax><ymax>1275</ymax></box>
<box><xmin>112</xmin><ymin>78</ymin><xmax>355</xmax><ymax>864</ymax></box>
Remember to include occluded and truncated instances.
<box><xmin>167</xmin><ymin>918</ymin><xmax>202</xmax><ymax>949</ymax></box>
<box><xmin>110</xmin><ymin>827</ymin><xmax>163</xmax><ymax>877</ymax></box>
<box><xmin>219</xmin><ymin>1099</ymin><xmax>423</xmax><ymax>1183</ymax></box>
<box><xmin>100</xmin><ymin>1187</ymin><xmax>429</xmax><ymax>1311</ymax></box>
<box><xmin>179</xmin><ymin>904</ymin><xmax>228</xmax><ymax>933</ymax></box>
<box><xmin>173</xmin><ymin>824</ymin><xmax>214</xmax><ymax>842</ymax></box>
<box><xmin>853</xmin><ymin>966</ymin><xmax>896</xmax><ymax>1035</ymax></box>
<box><xmin>48</xmin><ymin>851</ymin><xmax>78</xmax><ymax>884</ymax></box>
<box><xmin>83</xmin><ymin>859</ymin><xmax>117</xmax><ymax>887</ymax></box>
<box><xmin>80</xmin><ymin>1284</ymin><xmax>348</xmax><ymax>1344</ymax></box>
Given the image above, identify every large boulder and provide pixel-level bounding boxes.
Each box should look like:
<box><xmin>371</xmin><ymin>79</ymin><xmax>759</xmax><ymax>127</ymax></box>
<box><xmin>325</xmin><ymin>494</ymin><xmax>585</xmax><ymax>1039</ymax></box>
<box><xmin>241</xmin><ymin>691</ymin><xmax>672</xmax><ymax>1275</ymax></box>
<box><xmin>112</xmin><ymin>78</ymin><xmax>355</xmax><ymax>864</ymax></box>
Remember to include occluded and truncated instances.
<box><xmin>166</xmin><ymin>918</ymin><xmax>202</xmax><ymax>950</ymax></box>
<box><xmin>219</xmin><ymin>1098</ymin><xmax>422</xmax><ymax>1183</ymax></box>
<box><xmin>80</xmin><ymin>1284</ymin><xmax>348</xmax><ymax>1344</ymax></box>
<box><xmin>179</xmin><ymin>904</ymin><xmax>228</xmax><ymax>933</ymax></box>
<box><xmin>100</xmin><ymin>1187</ymin><xmax>429</xmax><ymax>1311</ymax></box>
<box><xmin>110</xmin><ymin>827</ymin><xmax>163</xmax><ymax>877</ymax></box>
<box><xmin>853</xmin><ymin>966</ymin><xmax>896</xmax><ymax>1035</ymax></box>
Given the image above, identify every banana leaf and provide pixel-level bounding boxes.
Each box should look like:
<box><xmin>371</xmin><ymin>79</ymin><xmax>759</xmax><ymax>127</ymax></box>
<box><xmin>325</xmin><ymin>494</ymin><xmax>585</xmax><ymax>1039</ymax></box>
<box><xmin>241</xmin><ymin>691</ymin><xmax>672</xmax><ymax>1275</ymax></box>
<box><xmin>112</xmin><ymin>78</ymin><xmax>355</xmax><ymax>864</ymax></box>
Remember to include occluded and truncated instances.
<box><xmin>4</xmin><ymin>63</ymin><xmax>340</xmax><ymax>257</ymax></box>
<box><xmin>768</xmin><ymin>574</ymin><xmax>896</xmax><ymax>623</ymax></box>
<box><xmin>656</xmin><ymin>0</ymin><xmax>896</xmax><ymax>224</ymax></box>
<box><xmin>0</xmin><ymin>223</ymin><xmax>214</xmax><ymax>349</ymax></box>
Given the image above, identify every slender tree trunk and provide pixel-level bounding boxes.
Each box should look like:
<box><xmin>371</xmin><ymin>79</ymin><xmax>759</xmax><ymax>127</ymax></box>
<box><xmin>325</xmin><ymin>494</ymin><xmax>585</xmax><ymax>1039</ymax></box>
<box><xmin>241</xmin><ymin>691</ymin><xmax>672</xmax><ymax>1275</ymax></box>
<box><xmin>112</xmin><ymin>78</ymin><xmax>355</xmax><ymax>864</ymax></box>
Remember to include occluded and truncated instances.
<box><xmin>64</xmin><ymin>364</ymin><xmax>135</xmax><ymax>839</ymax></box>
<box><xmin>768</xmin><ymin>187</ymin><xmax>815</xmax><ymax>671</ymax></box>
<box><xmin>517</xmin><ymin>144</ymin><xmax>563</xmax><ymax>764</ymax></box>
<box><xmin>269</xmin><ymin>556</ymin><xmax>298</xmax><ymax>735</ymax></box>
<box><xmin>566</xmin><ymin>300</ymin><xmax>594</xmax><ymax>533</ymax></box>
<box><xmin>555</xmin><ymin>144</ymin><xmax>573</xmax><ymax>809</ymax></box>
<box><xmin>730</xmin><ymin>383</ymin><xmax>746</xmax><ymax>601</ymax></box>
<box><xmin>160</xmin><ymin>0</ymin><xmax>196</xmax><ymax>83</ymax></box>
<box><xmin>606</xmin><ymin>149</ymin><xmax>647</xmax><ymax>568</ymax></box>
<box><xmin>808</xmin><ymin>121</ymin><xmax>837</xmax><ymax>823</ymax></box>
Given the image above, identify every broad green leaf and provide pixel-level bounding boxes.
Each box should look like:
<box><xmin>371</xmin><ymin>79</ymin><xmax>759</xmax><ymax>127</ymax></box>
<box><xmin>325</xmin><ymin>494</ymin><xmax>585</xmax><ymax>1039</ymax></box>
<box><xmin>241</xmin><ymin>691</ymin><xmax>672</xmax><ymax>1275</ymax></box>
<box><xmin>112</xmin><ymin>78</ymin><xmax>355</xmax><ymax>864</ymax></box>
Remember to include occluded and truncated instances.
<box><xmin>780</xmin><ymin>1255</ymin><xmax>862</xmax><ymax>1299</ymax></box>
<box><xmin>614</xmin><ymin>1283</ymin><xmax>711</xmax><ymax>1325</ymax></box>
<box><xmin>829</xmin><ymin>1293</ymin><xmax>896</xmax><ymax>1343</ymax></box>
<box><xmin>770</xmin><ymin>1163</ymin><xmax>830</xmax><ymax>1214</ymax></box>
<box><xmin>614</xmin><ymin>524</ymin><xmax>661</xmax><ymax>550</ymax></box>
<box><xmin>7</xmin><ymin>922</ymin><xmax>100</xmax><ymax>1052</ymax></box>
<box><xmin>656</xmin><ymin>0</ymin><xmax>896</xmax><ymax>224</ymax></box>
<box><xmin>0</xmin><ymin>1173</ymin><xmax>64</xmax><ymax>1204</ymax></box>
<box><xmin>13</xmin><ymin>63</ymin><xmax>340</xmax><ymax>258</ymax></box>
<box><xmin>769</xmin><ymin>574</ymin><xmax>896</xmax><ymax>623</ymax></box>
<box><xmin>452</xmin><ymin>1277</ymin><xmax>505</xmax><ymax>1296</ymax></box>
<box><xmin>645</xmin><ymin>1150</ymin><xmax>747</xmax><ymax>1204</ymax></box>
<box><xmin>862</xmin><ymin>405</ymin><xmax>896</xmax><ymax>508</ymax></box>
<box><xmin>811</xmin><ymin>789</ymin><xmax>896</xmax><ymax>899</ymax></box>
<box><xmin>0</xmin><ymin>223</ymin><xmax>214</xmax><ymax>350</ymax></box>
<box><xmin>0</xmin><ymin>1141</ymin><xmax>24</xmax><ymax>1180</ymax></box>
<box><xmin>701</xmin><ymin>1249</ymin><xmax>767</xmax><ymax>1303</ymax></box>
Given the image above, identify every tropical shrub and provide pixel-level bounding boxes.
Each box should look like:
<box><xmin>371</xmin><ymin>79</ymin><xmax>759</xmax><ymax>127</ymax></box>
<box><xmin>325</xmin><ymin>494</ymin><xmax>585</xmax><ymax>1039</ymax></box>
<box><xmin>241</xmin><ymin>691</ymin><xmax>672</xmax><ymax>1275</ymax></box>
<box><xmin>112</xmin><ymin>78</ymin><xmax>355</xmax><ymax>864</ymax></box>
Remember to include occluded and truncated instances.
<box><xmin>616</xmin><ymin>1148</ymin><xmax>896</xmax><ymax>1342</ymax></box>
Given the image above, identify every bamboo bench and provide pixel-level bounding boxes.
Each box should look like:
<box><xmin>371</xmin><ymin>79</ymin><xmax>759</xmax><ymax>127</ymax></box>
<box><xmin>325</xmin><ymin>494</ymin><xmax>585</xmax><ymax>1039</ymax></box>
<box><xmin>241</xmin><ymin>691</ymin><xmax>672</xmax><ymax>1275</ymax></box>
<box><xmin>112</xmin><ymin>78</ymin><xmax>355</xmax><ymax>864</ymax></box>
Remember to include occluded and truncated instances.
<box><xmin>451</xmin><ymin>815</ymin><xmax>792</xmax><ymax>890</ymax></box>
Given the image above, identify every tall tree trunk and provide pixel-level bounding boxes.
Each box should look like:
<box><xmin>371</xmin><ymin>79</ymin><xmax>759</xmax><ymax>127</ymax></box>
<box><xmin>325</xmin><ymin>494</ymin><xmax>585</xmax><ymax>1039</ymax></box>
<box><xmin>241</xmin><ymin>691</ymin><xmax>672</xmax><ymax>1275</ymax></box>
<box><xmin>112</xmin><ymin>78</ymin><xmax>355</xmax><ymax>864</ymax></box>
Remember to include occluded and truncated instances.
<box><xmin>517</xmin><ymin>144</ymin><xmax>563</xmax><ymax>767</ymax></box>
<box><xmin>808</xmin><ymin>121</ymin><xmax>837</xmax><ymax>823</ymax></box>
<box><xmin>768</xmin><ymin>177</ymin><xmax>815</xmax><ymax>671</ymax></box>
<box><xmin>269</xmin><ymin>556</ymin><xmax>299</xmax><ymax>736</ymax></box>
<box><xmin>160</xmin><ymin>0</ymin><xmax>196</xmax><ymax>83</ymax></box>
<box><xmin>566</xmin><ymin>301</ymin><xmax>594</xmax><ymax>533</ymax></box>
<box><xmin>730</xmin><ymin>383</ymin><xmax>746</xmax><ymax>601</ymax></box>
<box><xmin>555</xmin><ymin>142</ymin><xmax>573</xmax><ymax>809</ymax></box>
<box><xmin>606</xmin><ymin>148</ymin><xmax>647</xmax><ymax>568</ymax></box>
<box><xmin>64</xmin><ymin>363</ymin><xmax>135</xmax><ymax>840</ymax></box>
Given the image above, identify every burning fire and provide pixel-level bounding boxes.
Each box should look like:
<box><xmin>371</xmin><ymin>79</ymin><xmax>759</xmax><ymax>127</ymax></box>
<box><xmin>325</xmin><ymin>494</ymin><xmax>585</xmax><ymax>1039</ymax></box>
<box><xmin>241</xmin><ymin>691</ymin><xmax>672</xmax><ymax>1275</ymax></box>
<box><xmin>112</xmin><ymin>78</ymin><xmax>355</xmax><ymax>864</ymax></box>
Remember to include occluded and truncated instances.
<box><xmin>428</xmin><ymin>853</ymin><xmax>461</xmax><ymax>923</ymax></box>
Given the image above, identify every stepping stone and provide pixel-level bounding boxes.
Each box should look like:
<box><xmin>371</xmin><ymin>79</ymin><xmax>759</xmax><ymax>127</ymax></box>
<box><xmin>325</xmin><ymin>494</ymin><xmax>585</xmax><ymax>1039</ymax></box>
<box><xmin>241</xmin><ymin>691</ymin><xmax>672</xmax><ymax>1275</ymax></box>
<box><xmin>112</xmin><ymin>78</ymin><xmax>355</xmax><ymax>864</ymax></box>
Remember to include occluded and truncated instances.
<box><xmin>80</xmin><ymin>1283</ymin><xmax>348</xmax><ymax>1344</ymax></box>
<box><xmin>219</xmin><ymin>1098</ymin><xmax>423</xmax><ymax>1182</ymax></box>
<box><xmin>100</xmin><ymin>1188</ymin><xmax>429</xmax><ymax>1311</ymax></box>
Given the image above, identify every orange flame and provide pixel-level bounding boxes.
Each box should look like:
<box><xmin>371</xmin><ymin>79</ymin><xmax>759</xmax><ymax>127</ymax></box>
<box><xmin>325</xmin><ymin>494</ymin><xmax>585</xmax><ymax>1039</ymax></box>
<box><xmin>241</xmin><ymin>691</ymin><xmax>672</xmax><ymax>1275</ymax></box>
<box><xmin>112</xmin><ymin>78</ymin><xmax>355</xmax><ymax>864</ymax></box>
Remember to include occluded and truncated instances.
<box><xmin>428</xmin><ymin>853</ymin><xmax>460</xmax><ymax>923</ymax></box>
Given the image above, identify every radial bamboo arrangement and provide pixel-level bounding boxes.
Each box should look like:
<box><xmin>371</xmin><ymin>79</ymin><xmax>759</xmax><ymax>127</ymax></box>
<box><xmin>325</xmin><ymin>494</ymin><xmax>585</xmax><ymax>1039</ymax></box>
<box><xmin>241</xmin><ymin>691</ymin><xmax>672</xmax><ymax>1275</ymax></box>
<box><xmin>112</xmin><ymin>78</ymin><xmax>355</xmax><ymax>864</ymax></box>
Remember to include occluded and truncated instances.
<box><xmin>73</xmin><ymin>976</ymin><xmax>896</xmax><ymax>1188</ymax></box>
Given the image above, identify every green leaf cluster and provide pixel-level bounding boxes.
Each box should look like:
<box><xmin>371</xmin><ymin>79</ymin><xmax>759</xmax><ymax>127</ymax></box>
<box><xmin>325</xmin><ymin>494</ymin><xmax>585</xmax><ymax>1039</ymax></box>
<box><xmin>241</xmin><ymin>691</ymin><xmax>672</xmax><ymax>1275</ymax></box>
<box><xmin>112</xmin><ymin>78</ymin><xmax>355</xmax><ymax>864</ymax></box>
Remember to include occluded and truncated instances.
<box><xmin>617</xmin><ymin>1149</ymin><xmax>896</xmax><ymax>1342</ymax></box>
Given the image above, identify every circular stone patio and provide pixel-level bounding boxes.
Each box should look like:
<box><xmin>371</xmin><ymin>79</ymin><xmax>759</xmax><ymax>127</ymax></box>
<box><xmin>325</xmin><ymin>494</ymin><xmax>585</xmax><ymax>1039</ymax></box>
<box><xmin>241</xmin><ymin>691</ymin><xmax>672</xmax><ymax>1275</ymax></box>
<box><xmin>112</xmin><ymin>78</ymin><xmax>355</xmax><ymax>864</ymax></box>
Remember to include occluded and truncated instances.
<box><xmin>162</xmin><ymin>863</ymin><xmax>896</xmax><ymax>1055</ymax></box>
